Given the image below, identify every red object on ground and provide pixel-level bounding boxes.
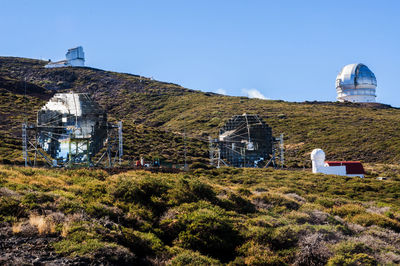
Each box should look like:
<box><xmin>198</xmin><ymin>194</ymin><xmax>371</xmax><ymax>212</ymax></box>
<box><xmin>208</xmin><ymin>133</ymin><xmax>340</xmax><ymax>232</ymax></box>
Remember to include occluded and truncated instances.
<box><xmin>325</xmin><ymin>161</ymin><xmax>365</xmax><ymax>175</ymax></box>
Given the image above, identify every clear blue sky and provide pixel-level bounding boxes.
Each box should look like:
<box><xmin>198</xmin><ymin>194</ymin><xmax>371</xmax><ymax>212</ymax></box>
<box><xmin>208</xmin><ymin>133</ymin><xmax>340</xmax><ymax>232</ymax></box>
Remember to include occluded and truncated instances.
<box><xmin>2</xmin><ymin>1</ymin><xmax>399</xmax><ymax>106</ymax></box>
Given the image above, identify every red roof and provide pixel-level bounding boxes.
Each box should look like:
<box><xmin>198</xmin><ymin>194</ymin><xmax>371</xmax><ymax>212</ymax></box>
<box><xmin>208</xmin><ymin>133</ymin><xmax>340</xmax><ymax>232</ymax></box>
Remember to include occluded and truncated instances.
<box><xmin>325</xmin><ymin>161</ymin><xmax>365</xmax><ymax>175</ymax></box>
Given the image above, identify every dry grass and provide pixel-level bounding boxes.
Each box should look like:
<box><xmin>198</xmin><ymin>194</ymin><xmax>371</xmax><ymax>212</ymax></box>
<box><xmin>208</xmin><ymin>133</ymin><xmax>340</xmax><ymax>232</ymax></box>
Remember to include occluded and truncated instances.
<box><xmin>12</xmin><ymin>222</ymin><xmax>22</xmax><ymax>234</ymax></box>
<box><xmin>61</xmin><ymin>222</ymin><xmax>70</xmax><ymax>238</ymax></box>
<box><xmin>29</xmin><ymin>214</ymin><xmax>56</xmax><ymax>235</ymax></box>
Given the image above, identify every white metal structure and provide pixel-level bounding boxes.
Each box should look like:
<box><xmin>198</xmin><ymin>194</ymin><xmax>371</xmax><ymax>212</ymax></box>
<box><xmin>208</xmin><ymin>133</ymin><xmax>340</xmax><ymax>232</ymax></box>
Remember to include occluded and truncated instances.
<box><xmin>311</xmin><ymin>149</ymin><xmax>346</xmax><ymax>175</ymax></box>
<box><xmin>336</xmin><ymin>63</ymin><xmax>377</xmax><ymax>103</ymax></box>
<box><xmin>311</xmin><ymin>148</ymin><xmax>365</xmax><ymax>178</ymax></box>
<box><xmin>45</xmin><ymin>46</ymin><xmax>85</xmax><ymax>68</ymax></box>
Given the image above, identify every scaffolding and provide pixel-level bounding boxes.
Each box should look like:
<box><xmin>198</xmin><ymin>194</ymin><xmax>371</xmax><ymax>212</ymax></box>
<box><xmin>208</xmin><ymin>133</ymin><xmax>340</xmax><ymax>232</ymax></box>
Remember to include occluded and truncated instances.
<box><xmin>94</xmin><ymin>121</ymin><xmax>124</xmax><ymax>168</ymax></box>
<box><xmin>264</xmin><ymin>133</ymin><xmax>284</xmax><ymax>169</ymax></box>
<box><xmin>22</xmin><ymin>121</ymin><xmax>123</xmax><ymax>168</ymax></box>
<box><xmin>209</xmin><ymin>137</ymin><xmax>228</xmax><ymax>168</ymax></box>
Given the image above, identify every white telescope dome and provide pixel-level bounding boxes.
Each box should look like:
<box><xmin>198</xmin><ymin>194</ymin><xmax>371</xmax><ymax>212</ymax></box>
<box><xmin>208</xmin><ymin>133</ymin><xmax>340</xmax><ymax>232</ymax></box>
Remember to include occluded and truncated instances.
<box><xmin>311</xmin><ymin>148</ymin><xmax>325</xmax><ymax>164</ymax></box>
<box><xmin>336</xmin><ymin>63</ymin><xmax>377</xmax><ymax>103</ymax></box>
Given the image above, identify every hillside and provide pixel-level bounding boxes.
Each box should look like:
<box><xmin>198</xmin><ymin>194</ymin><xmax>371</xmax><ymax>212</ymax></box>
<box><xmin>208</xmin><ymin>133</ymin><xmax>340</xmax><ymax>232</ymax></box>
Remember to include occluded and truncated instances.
<box><xmin>2</xmin><ymin>56</ymin><xmax>400</xmax><ymax>167</ymax></box>
<box><xmin>2</xmin><ymin>57</ymin><xmax>400</xmax><ymax>264</ymax></box>
<box><xmin>1</xmin><ymin>165</ymin><xmax>400</xmax><ymax>264</ymax></box>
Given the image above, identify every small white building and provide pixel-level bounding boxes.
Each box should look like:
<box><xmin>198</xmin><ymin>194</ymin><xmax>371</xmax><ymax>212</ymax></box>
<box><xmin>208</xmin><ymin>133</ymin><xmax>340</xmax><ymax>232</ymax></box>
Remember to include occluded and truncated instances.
<box><xmin>45</xmin><ymin>46</ymin><xmax>85</xmax><ymax>68</ymax></box>
<box><xmin>336</xmin><ymin>63</ymin><xmax>377</xmax><ymax>103</ymax></box>
<box><xmin>311</xmin><ymin>148</ymin><xmax>365</xmax><ymax>178</ymax></box>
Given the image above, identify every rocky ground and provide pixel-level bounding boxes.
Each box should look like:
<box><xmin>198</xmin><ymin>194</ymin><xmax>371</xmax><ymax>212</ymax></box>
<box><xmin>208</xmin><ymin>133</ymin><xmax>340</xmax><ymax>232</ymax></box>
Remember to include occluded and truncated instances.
<box><xmin>0</xmin><ymin>224</ymin><xmax>88</xmax><ymax>265</ymax></box>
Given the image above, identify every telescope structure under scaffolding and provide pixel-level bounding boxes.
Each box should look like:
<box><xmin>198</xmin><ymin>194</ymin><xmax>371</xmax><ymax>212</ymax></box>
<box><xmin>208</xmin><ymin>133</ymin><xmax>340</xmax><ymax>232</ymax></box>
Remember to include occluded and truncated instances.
<box><xmin>209</xmin><ymin>114</ymin><xmax>283</xmax><ymax>168</ymax></box>
<box><xmin>22</xmin><ymin>92</ymin><xmax>123</xmax><ymax>168</ymax></box>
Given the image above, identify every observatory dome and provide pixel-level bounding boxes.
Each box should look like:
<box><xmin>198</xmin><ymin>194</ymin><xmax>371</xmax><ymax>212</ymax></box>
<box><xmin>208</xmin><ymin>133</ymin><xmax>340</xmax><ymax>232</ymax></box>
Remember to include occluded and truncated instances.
<box><xmin>311</xmin><ymin>149</ymin><xmax>325</xmax><ymax>165</ymax></box>
<box><xmin>336</xmin><ymin>63</ymin><xmax>377</xmax><ymax>103</ymax></box>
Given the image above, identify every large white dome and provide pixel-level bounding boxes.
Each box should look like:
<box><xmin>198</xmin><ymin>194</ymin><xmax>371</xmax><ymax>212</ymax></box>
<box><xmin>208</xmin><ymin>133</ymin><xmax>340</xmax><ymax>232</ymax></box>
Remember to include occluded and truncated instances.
<box><xmin>336</xmin><ymin>63</ymin><xmax>377</xmax><ymax>103</ymax></box>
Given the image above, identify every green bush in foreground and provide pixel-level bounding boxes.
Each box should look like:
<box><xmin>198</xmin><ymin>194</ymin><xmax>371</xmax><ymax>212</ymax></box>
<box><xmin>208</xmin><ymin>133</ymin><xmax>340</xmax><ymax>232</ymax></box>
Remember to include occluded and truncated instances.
<box><xmin>330</xmin><ymin>204</ymin><xmax>365</xmax><ymax>218</ymax></box>
<box><xmin>334</xmin><ymin>241</ymin><xmax>373</xmax><ymax>255</ymax></box>
<box><xmin>327</xmin><ymin>253</ymin><xmax>377</xmax><ymax>266</ymax></box>
<box><xmin>120</xmin><ymin>228</ymin><xmax>164</xmax><ymax>256</ymax></box>
<box><xmin>169</xmin><ymin>250</ymin><xmax>222</xmax><ymax>266</ymax></box>
<box><xmin>237</xmin><ymin>241</ymin><xmax>287</xmax><ymax>266</ymax></box>
<box><xmin>53</xmin><ymin>238</ymin><xmax>116</xmax><ymax>257</ymax></box>
<box><xmin>161</xmin><ymin>201</ymin><xmax>241</xmax><ymax>262</ymax></box>
<box><xmin>2</xmin><ymin>165</ymin><xmax>400</xmax><ymax>264</ymax></box>
<box><xmin>0</xmin><ymin>197</ymin><xmax>25</xmax><ymax>221</ymax></box>
<box><xmin>167</xmin><ymin>177</ymin><xmax>217</xmax><ymax>205</ymax></box>
<box><xmin>350</xmin><ymin>213</ymin><xmax>400</xmax><ymax>232</ymax></box>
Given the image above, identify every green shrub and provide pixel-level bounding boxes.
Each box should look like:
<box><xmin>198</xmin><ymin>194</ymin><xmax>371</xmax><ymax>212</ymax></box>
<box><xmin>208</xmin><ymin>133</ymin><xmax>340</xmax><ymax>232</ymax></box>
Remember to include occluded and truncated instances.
<box><xmin>335</xmin><ymin>224</ymin><xmax>352</xmax><ymax>235</ymax></box>
<box><xmin>53</xmin><ymin>238</ymin><xmax>115</xmax><ymax>256</ymax></box>
<box><xmin>270</xmin><ymin>226</ymin><xmax>299</xmax><ymax>250</ymax></box>
<box><xmin>252</xmin><ymin>192</ymin><xmax>300</xmax><ymax>212</ymax></box>
<box><xmin>218</xmin><ymin>192</ymin><xmax>256</xmax><ymax>214</ymax></box>
<box><xmin>0</xmin><ymin>197</ymin><xmax>25</xmax><ymax>220</ymax></box>
<box><xmin>85</xmin><ymin>202</ymin><xmax>121</xmax><ymax>221</ymax></box>
<box><xmin>79</xmin><ymin>180</ymin><xmax>107</xmax><ymax>201</ymax></box>
<box><xmin>244</xmin><ymin>226</ymin><xmax>274</xmax><ymax>245</ymax></box>
<box><xmin>327</xmin><ymin>253</ymin><xmax>377</xmax><ymax>266</ymax></box>
<box><xmin>285</xmin><ymin>211</ymin><xmax>310</xmax><ymax>224</ymax></box>
<box><xmin>237</xmin><ymin>241</ymin><xmax>287</xmax><ymax>266</ymax></box>
<box><xmin>161</xmin><ymin>201</ymin><xmax>241</xmax><ymax>262</ymax></box>
<box><xmin>237</xmin><ymin>187</ymin><xmax>252</xmax><ymax>197</ymax></box>
<box><xmin>112</xmin><ymin>175</ymin><xmax>169</xmax><ymax>215</ymax></box>
<box><xmin>189</xmin><ymin>162</ymin><xmax>213</xmax><ymax>170</ymax></box>
<box><xmin>55</xmin><ymin>222</ymin><xmax>113</xmax><ymax>256</ymax></box>
<box><xmin>331</xmin><ymin>204</ymin><xmax>365</xmax><ymax>218</ymax></box>
<box><xmin>68</xmin><ymin>168</ymin><xmax>108</xmax><ymax>181</ymax></box>
<box><xmin>21</xmin><ymin>192</ymin><xmax>54</xmax><ymax>209</ymax></box>
<box><xmin>169</xmin><ymin>250</ymin><xmax>222</xmax><ymax>265</ymax></box>
<box><xmin>315</xmin><ymin>198</ymin><xmax>335</xmax><ymax>208</ymax></box>
<box><xmin>0</xmin><ymin>171</ymin><xmax>6</xmax><ymax>184</ymax></box>
<box><xmin>58</xmin><ymin>199</ymin><xmax>82</xmax><ymax>214</ymax></box>
<box><xmin>113</xmin><ymin>176</ymin><xmax>163</xmax><ymax>202</ymax></box>
<box><xmin>350</xmin><ymin>213</ymin><xmax>400</xmax><ymax>232</ymax></box>
<box><xmin>17</xmin><ymin>168</ymin><xmax>36</xmax><ymax>176</ymax></box>
<box><xmin>120</xmin><ymin>228</ymin><xmax>164</xmax><ymax>255</ymax></box>
<box><xmin>334</xmin><ymin>241</ymin><xmax>372</xmax><ymax>255</ymax></box>
<box><xmin>167</xmin><ymin>177</ymin><xmax>216</xmax><ymax>205</ymax></box>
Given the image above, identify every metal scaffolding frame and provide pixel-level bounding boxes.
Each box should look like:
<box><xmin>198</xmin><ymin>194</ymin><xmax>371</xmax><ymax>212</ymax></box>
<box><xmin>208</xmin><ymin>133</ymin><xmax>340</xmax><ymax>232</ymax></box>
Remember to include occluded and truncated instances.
<box><xmin>22</xmin><ymin>122</ymin><xmax>54</xmax><ymax>167</ymax></box>
<box><xmin>264</xmin><ymin>133</ymin><xmax>284</xmax><ymax>169</ymax></box>
<box><xmin>209</xmin><ymin>136</ymin><xmax>228</xmax><ymax>168</ymax></box>
<box><xmin>22</xmin><ymin>121</ymin><xmax>123</xmax><ymax>168</ymax></box>
<box><xmin>94</xmin><ymin>121</ymin><xmax>123</xmax><ymax>168</ymax></box>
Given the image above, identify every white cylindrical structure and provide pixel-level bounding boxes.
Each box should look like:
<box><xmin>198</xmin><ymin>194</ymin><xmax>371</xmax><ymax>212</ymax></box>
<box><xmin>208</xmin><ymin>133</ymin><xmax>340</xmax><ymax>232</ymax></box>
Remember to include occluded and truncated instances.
<box><xmin>336</xmin><ymin>63</ymin><xmax>377</xmax><ymax>103</ymax></box>
<box><xmin>311</xmin><ymin>148</ymin><xmax>325</xmax><ymax>173</ymax></box>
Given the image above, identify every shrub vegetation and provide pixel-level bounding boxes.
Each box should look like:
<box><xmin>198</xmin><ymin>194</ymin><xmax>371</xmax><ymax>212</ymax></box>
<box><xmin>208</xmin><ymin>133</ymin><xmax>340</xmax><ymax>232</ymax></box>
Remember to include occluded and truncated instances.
<box><xmin>1</xmin><ymin>165</ymin><xmax>400</xmax><ymax>264</ymax></box>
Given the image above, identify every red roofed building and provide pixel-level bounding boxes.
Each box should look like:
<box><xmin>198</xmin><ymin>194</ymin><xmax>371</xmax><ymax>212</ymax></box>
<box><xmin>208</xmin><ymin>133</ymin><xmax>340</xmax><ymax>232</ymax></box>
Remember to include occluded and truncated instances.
<box><xmin>311</xmin><ymin>149</ymin><xmax>365</xmax><ymax>178</ymax></box>
<box><xmin>325</xmin><ymin>161</ymin><xmax>365</xmax><ymax>178</ymax></box>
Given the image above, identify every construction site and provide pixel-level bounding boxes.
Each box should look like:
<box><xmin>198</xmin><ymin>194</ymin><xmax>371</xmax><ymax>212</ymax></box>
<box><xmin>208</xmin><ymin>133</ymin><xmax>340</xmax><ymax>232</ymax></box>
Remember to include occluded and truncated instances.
<box><xmin>21</xmin><ymin>92</ymin><xmax>284</xmax><ymax>170</ymax></box>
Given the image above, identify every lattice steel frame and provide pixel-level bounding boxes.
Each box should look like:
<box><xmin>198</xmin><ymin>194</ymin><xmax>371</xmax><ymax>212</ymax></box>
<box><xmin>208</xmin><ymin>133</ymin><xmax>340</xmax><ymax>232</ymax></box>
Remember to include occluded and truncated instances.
<box><xmin>22</xmin><ymin>121</ymin><xmax>123</xmax><ymax>168</ymax></box>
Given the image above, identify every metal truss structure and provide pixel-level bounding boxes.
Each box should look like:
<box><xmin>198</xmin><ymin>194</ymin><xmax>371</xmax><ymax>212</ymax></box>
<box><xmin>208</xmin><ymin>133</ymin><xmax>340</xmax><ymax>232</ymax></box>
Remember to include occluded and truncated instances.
<box><xmin>22</xmin><ymin>121</ymin><xmax>123</xmax><ymax>168</ymax></box>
